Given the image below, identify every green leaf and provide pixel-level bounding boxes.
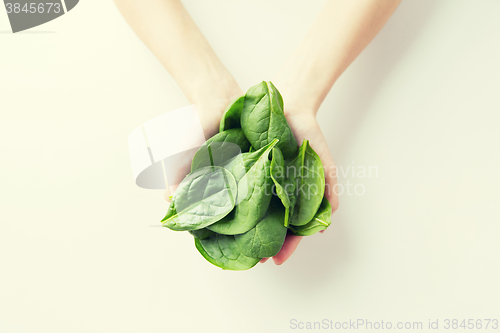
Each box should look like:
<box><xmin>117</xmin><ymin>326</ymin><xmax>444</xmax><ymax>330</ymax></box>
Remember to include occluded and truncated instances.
<box><xmin>189</xmin><ymin>228</ymin><xmax>214</xmax><ymax>240</ymax></box>
<box><xmin>191</xmin><ymin>129</ymin><xmax>250</xmax><ymax>172</ymax></box>
<box><xmin>219</xmin><ymin>95</ymin><xmax>245</xmax><ymax>132</ymax></box>
<box><xmin>163</xmin><ymin>198</ymin><xmax>177</xmax><ymax>221</ymax></box>
<box><xmin>161</xmin><ymin>166</ymin><xmax>237</xmax><ymax>231</ymax></box>
<box><xmin>207</xmin><ymin>139</ymin><xmax>278</xmax><ymax>235</ymax></box>
<box><xmin>195</xmin><ymin>234</ymin><xmax>260</xmax><ymax>270</ymax></box>
<box><xmin>234</xmin><ymin>201</ymin><xmax>287</xmax><ymax>258</ymax></box>
<box><xmin>290</xmin><ymin>197</ymin><xmax>332</xmax><ymax>236</ymax></box>
<box><xmin>270</xmin><ymin>147</ymin><xmax>292</xmax><ymax>226</ymax></box>
<box><xmin>289</xmin><ymin>140</ymin><xmax>325</xmax><ymax>226</ymax></box>
<box><xmin>241</xmin><ymin>81</ymin><xmax>298</xmax><ymax>159</ymax></box>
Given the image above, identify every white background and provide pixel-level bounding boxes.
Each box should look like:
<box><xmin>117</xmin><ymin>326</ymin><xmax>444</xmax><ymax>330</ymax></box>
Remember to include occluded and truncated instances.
<box><xmin>1</xmin><ymin>1</ymin><xmax>499</xmax><ymax>332</ymax></box>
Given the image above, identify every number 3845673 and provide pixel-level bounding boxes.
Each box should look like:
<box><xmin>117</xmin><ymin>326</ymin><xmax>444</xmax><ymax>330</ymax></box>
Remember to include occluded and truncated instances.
<box><xmin>5</xmin><ymin>3</ymin><xmax>62</xmax><ymax>14</ymax></box>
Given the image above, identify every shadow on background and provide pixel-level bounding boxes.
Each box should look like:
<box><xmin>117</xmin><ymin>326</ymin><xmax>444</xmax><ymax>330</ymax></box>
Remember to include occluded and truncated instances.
<box><xmin>273</xmin><ymin>0</ymin><xmax>440</xmax><ymax>291</ymax></box>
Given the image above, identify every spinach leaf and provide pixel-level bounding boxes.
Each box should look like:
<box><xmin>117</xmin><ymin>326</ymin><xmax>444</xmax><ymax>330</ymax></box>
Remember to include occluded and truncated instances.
<box><xmin>290</xmin><ymin>197</ymin><xmax>332</xmax><ymax>236</ymax></box>
<box><xmin>270</xmin><ymin>147</ymin><xmax>292</xmax><ymax>226</ymax></box>
<box><xmin>189</xmin><ymin>228</ymin><xmax>214</xmax><ymax>240</ymax></box>
<box><xmin>191</xmin><ymin>129</ymin><xmax>250</xmax><ymax>172</ymax></box>
<box><xmin>219</xmin><ymin>95</ymin><xmax>245</xmax><ymax>132</ymax></box>
<box><xmin>195</xmin><ymin>234</ymin><xmax>260</xmax><ymax>270</ymax></box>
<box><xmin>161</xmin><ymin>166</ymin><xmax>237</xmax><ymax>231</ymax></box>
<box><xmin>241</xmin><ymin>81</ymin><xmax>298</xmax><ymax>159</ymax></box>
<box><xmin>163</xmin><ymin>198</ymin><xmax>177</xmax><ymax>221</ymax></box>
<box><xmin>288</xmin><ymin>140</ymin><xmax>325</xmax><ymax>226</ymax></box>
<box><xmin>234</xmin><ymin>201</ymin><xmax>287</xmax><ymax>258</ymax></box>
<box><xmin>207</xmin><ymin>139</ymin><xmax>278</xmax><ymax>235</ymax></box>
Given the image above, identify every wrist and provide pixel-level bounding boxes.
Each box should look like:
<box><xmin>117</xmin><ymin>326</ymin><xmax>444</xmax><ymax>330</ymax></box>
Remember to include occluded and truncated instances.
<box><xmin>274</xmin><ymin>82</ymin><xmax>319</xmax><ymax>118</ymax></box>
<box><xmin>184</xmin><ymin>71</ymin><xmax>241</xmax><ymax>139</ymax></box>
<box><xmin>183</xmin><ymin>61</ymin><xmax>242</xmax><ymax>108</ymax></box>
<box><xmin>274</xmin><ymin>55</ymin><xmax>340</xmax><ymax>117</ymax></box>
<box><xmin>273</xmin><ymin>66</ymin><xmax>332</xmax><ymax>118</ymax></box>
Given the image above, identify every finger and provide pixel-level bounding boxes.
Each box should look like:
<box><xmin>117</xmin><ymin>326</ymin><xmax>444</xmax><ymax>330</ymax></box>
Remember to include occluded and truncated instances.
<box><xmin>317</xmin><ymin>147</ymin><xmax>339</xmax><ymax>213</ymax></box>
<box><xmin>260</xmin><ymin>257</ymin><xmax>269</xmax><ymax>263</ymax></box>
<box><xmin>305</xmin><ymin>127</ymin><xmax>339</xmax><ymax>213</ymax></box>
<box><xmin>168</xmin><ymin>184</ymin><xmax>179</xmax><ymax>197</ymax></box>
<box><xmin>164</xmin><ymin>184</ymin><xmax>177</xmax><ymax>202</ymax></box>
<box><xmin>272</xmin><ymin>234</ymin><xmax>303</xmax><ymax>265</ymax></box>
<box><xmin>324</xmin><ymin>168</ymin><xmax>339</xmax><ymax>214</ymax></box>
<box><xmin>163</xmin><ymin>149</ymin><xmax>196</xmax><ymax>201</ymax></box>
<box><xmin>164</xmin><ymin>190</ymin><xmax>171</xmax><ymax>203</ymax></box>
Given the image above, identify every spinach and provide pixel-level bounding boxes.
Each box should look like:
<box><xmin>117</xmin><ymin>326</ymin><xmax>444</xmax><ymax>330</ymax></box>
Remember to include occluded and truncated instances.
<box><xmin>158</xmin><ymin>81</ymin><xmax>333</xmax><ymax>270</ymax></box>
<box><xmin>195</xmin><ymin>234</ymin><xmax>260</xmax><ymax>270</ymax></box>
<box><xmin>234</xmin><ymin>201</ymin><xmax>287</xmax><ymax>258</ymax></box>
<box><xmin>288</xmin><ymin>140</ymin><xmax>325</xmax><ymax>226</ymax></box>
<box><xmin>189</xmin><ymin>228</ymin><xmax>214</xmax><ymax>240</ymax></box>
<box><xmin>269</xmin><ymin>147</ymin><xmax>292</xmax><ymax>226</ymax></box>
<box><xmin>191</xmin><ymin>128</ymin><xmax>250</xmax><ymax>172</ymax></box>
<box><xmin>219</xmin><ymin>95</ymin><xmax>245</xmax><ymax>132</ymax></box>
<box><xmin>162</xmin><ymin>166</ymin><xmax>237</xmax><ymax>231</ymax></box>
<box><xmin>207</xmin><ymin>139</ymin><xmax>278</xmax><ymax>235</ymax></box>
<box><xmin>163</xmin><ymin>198</ymin><xmax>177</xmax><ymax>221</ymax></box>
<box><xmin>290</xmin><ymin>197</ymin><xmax>332</xmax><ymax>236</ymax></box>
<box><xmin>241</xmin><ymin>81</ymin><xmax>298</xmax><ymax>159</ymax></box>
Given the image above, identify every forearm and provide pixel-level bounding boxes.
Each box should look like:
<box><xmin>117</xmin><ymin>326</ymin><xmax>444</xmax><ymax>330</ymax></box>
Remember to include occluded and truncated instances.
<box><xmin>113</xmin><ymin>0</ymin><xmax>241</xmax><ymax>105</ymax></box>
<box><xmin>275</xmin><ymin>0</ymin><xmax>401</xmax><ymax>115</ymax></box>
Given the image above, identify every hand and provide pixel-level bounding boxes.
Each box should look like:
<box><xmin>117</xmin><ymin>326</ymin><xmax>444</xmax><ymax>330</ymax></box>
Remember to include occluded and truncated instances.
<box><xmin>261</xmin><ymin>107</ymin><xmax>340</xmax><ymax>265</ymax></box>
<box><xmin>165</xmin><ymin>90</ymin><xmax>338</xmax><ymax>267</ymax></box>
<box><xmin>164</xmin><ymin>87</ymin><xmax>242</xmax><ymax>200</ymax></box>
<box><xmin>257</xmin><ymin>0</ymin><xmax>400</xmax><ymax>265</ymax></box>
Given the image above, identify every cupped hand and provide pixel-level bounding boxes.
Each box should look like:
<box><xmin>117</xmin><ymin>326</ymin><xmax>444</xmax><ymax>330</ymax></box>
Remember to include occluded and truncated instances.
<box><xmin>164</xmin><ymin>91</ymin><xmax>339</xmax><ymax>267</ymax></box>
<box><xmin>262</xmin><ymin>110</ymin><xmax>339</xmax><ymax>265</ymax></box>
